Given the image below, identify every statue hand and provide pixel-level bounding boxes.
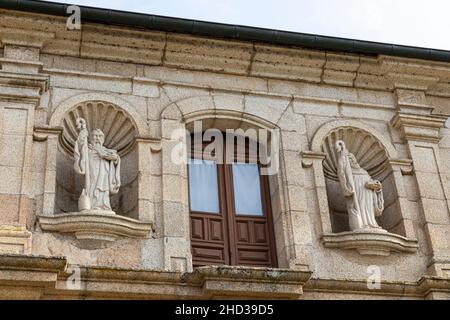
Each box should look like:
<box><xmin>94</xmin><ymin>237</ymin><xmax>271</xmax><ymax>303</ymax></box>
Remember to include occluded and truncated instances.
<box><xmin>102</xmin><ymin>149</ymin><xmax>118</xmax><ymax>161</ymax></box>
<box><xmin>366</xmin><ymin>180</ymin><xmax>382</xmax><ymax>191</ymax></box>
<box><xmin>104</xmin><ymin>153</ymin><xmax>118</xmax><ymax>161</ymax></box>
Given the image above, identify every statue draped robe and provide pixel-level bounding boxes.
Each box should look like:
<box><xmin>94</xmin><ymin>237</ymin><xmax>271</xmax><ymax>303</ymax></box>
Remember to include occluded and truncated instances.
<box><xmin>74</xmin><ymin>140</ymin><xmax>121</xmax><ymax>211</ymax></box>
<box><xmin>336</xmin><ymin>144</ymin><xmax>384</xmax><ymax>231</ymax></box>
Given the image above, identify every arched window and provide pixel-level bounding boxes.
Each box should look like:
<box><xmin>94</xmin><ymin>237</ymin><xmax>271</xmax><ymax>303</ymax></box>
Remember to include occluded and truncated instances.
<box><xmin>187</xmin><ymin>133</ymin><xmax>278</xmax><ymax>268</ymax></box>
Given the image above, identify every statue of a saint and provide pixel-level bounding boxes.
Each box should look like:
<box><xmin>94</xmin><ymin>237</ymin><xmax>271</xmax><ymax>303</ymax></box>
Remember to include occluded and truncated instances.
<box><xmin>335</xmin><ymin>140</ymin><xmax>385</xmax><ymax>231</ymax></box>
<box><xmin>74</xmin><ymin>118</ymin><xmax>121</xmax><ymax>213</ymax></box>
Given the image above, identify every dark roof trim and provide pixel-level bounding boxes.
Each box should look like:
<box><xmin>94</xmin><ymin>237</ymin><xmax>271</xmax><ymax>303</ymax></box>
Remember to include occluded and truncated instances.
<box><xmin>2</xmin><ymin>0</ymin><xmax>450</xmax><ymax>62</ymax></box>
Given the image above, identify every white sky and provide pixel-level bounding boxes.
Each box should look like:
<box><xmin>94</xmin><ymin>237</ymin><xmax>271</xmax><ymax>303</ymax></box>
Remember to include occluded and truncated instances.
<box><xmin>42</xmin><ymin>0</ymin><xmax>450</xmax><ymax>50</ymax></box>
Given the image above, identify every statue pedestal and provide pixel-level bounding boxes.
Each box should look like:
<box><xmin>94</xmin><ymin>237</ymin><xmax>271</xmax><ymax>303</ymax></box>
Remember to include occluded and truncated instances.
<box><xmin>322</xmin><ymin>230</ymin><xmax>418</xmax><ymax>256</ymax></box>
<box><xmin>38</xmin><ymin>211</ymin><xmax>152</xmax><ymax>245</ymax></box>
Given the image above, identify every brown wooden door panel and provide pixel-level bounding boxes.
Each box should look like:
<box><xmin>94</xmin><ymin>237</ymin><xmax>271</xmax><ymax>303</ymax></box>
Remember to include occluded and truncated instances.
<box><xmin>190</xmin><ymin>213</ymin><xmax>229</xmax><ymax>266</ymax></box>
<box><xmin>237</xmin><ymin>246</ymin><xmax>272</xmax><ymax>266</ymax></box>
<box><xmin>227</xmin><ymin>162</ymin><xmax>277</xmax><ymax>267</ymax></box>
<box><xmin>234</xmin><ymin>217</ymin><xmax>270</xmax><ymax>244</ymax></box>
<box><xmin>192</xmin><ymin>245</ymin><xmax>226</xmax><ymax>265</ymax></box>
<box><xmin>189</xmin><ymin>134</ymin><xmax>278</xmax><ymax>268</ymax></box>
<box><xmin>253</xmin><ymin>221</ymin><xmax>269</xmax><ymax>243</ymax></box>
<box><xmin>191</xmin><ymin>216</ymin><xmax>205</xmax><ymax>240</ymax></box>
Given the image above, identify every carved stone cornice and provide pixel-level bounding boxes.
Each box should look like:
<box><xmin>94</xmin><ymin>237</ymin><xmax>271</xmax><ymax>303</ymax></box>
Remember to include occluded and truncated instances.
<box><xmin>184</xmin><ymin>265</ymin><xmax>312</xmax><ymax>299</ymax></box>
<box><xmin>427</xmin><ymin>257</ymin><xmax>450</xmax><ymax>278</ymax></box>
<box><xmin>135</xmin><ymin>135</ymin><xmax>162</xmax><ymax>153</ymax></box>
<box><xmin>386</xmin><ymin>72</ymin><xmax>439</xmax><ymax>91</ymax></box>
<box><xmin>303</xmin><ymin>275</ymin><xmax>450</xmax><ymax>299</ymax></box>
<box><xmin>3</xmin><ymin>10</ymin><xmax>450</xmax><ymax>99</ymax></box>
<box><xmin>390</xmin><ymin>113</ymin><xmax>447</xmax><ymax>143</ymax></box>
<box><xmin>388</xmin><ymin>158</ymin><xmax>414</xmax><ymax>175</ymax></box>
<box><xmin>395</xmin><ymin>89</ymin><xmax>431</xmax><ymax>110</ymax></box>
<box><xmin>0</xmin><ymin>27</ymin><xmax>55</xmax><ymax>48</ymax></box>
<box><xmin>0</xmin><ymin>254</ymin><xmax>448</xmax><ymax>299</ymax></box>
<box><xmin>0</xmin><ymin>72</ymin><xmax>49</xmax><ymax>103</ymax></box>
<box><xmin>300</xmin><ymin>151</ymin><xmax>326</xmax><ymax>168</ymax></box>
<box><xmin>33</xmin><ymin>125</ymin><xmax>64</xmax><ymax>141</ymax></box>
<box><xmin>0</xmin><ymin>253</ymin><xmax>66</xmax><ymax>299</ymax></box>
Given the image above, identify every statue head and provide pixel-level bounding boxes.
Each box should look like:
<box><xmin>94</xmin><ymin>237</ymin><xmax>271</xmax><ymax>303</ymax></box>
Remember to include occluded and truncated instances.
<box><xmin>90</xmin><ymin>129</ymin><xmax>105</xmax><ymax>146</ymax></box>
<box><xmin>336</xmin><ymin>140</ymin><xmax>360</xmax><ymax>168</ymax></box>
<box><xmin>335</xmin><ymin>140</ymin><xmax>346</xmax><ymax>153</ymax></box>
<box><xmin>76</xmin><ymin>117</ymin><xmax>87</xmax><ymax>131</ymax></box>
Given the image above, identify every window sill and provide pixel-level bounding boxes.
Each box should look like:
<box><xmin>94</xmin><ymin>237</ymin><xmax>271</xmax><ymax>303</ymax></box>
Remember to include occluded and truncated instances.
<box><xmin>38</xmin><ymin>211</ymin><xmax>152</xmax><ymax>245</ymax></box>
<box><xmin>322</xmin><ymin>230</ymin><xmax>419</xmax><ymax>256</ymax></box>
<box><xmin>187</xmin><ymin>265</ymin><xmax>312</xmax><ymax>299</ymax></box>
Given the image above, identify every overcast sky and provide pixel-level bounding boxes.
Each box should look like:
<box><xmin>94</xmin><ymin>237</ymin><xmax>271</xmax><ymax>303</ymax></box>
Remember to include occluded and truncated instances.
<box><xmin>42</xmin><ymin>0</ymin><xmax>450</xmax><ymax>50</ymax></box>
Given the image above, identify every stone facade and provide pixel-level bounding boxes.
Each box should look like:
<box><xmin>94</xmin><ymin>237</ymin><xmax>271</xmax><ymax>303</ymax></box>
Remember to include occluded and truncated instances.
<box><xmin>0</xmin><ymin>7</ymin><xmax>449</xmax><ymax>299</ymax></box>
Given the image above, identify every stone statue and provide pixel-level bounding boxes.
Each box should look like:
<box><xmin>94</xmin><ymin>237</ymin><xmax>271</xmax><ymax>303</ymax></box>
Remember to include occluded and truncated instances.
<box><xmin>74</xmin><ymin>118</ymin><xmax>121</xmax><ymax>213</ymax></box>
<box><xmin>335</xmin><ymin>140</ymin><xmax>385</xmax><ymax>231</ymax></box>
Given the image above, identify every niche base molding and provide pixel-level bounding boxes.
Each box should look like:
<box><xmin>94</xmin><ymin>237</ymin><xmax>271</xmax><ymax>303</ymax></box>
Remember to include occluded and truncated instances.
<box><xmin>322</xmin><ymin>230</ymin><xmax>419</xmax><ymax>256</ymax></box>
<box><xmin>38</xmin><ymin>211</ymin><xmax>152</xmax><ymax>242</ymax></box>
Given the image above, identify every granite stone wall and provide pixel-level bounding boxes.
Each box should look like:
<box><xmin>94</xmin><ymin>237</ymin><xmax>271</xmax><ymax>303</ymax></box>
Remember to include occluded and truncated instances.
<box><xmin>0</xmin><ymin>8</ymin><xmax>448</xmax><ymax>299</ymax></box>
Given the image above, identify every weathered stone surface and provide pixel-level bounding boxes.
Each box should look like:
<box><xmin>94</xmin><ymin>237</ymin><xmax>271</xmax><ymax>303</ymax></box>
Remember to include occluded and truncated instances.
<box><xmin>0</xmin><ymin>6</ymin><xmax>449</xmax><ymax>300</ymax></box>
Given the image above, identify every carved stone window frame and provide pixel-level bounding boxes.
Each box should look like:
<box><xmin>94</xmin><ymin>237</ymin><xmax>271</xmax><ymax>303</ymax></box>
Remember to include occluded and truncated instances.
<box><xmin>158</xmin><ymin>94</ymin><xmax>300</xmax><ymax>272</ymax></box>
<box><xmin>303</xmin><ymin>119</ymin><xmax>418</xmax><ymax>256</ymax></box>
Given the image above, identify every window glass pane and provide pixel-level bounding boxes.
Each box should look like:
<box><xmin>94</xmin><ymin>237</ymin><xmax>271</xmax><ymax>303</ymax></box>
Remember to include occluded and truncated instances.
<box><xmin>188</xmin><ymin>159</ymin><xmax>220</xmax><ymax>213</ymax></box>
<box><xmin>232</xmin><ymin>163</ymin><xmax>264</xmax><ymax>216</ymax></box>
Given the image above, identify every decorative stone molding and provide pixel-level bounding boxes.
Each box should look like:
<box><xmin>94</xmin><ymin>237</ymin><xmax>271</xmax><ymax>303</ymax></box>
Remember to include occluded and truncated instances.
<box><xmin>301</xmin><ymin>151</ymin><xmax>326</xmax><ymax>168</ymax></box>
<box><xmin>388</xmin><ymin>158</ymin><xmax>414</xmax><ymax>175</ymax></box>
<box><xmin>386</xmin><ymin>72</ymin><xmax>439</xmax><ymax>91</ymax></box>
<box><xmin>182</xmin><ymin>108</ymin><xmax>278</xmax><ymax>130</ymax></box>
<box><xmin>0</xmin><ymin>72</ymin><xmax>49</xmax><ymax>103</ymax></box>
<box><xmin>303</xmin><ymin>276</ymin><xmax>450</xmax><ymax>299</ymax></box>
<box><xmin>185</xmin><ymin>265</ymin><xmax>312</xmax><ymax>299</ymax></box>
<box><xmin>391</xmin><ymin>113</ymin><xmax>448</xmax><ymax>143</ymax></box>
<box><xmin>135</xmin><ymin>136</ymin><xmax>162</xmax><ymax>153</ymax></box>
<box><xmin>0</xmin><ymin>255</ymin><xmax>448</xmax><ymax>299</ymax></box>
<box><xmin>3</xmin><ymin>11</ymin><xmax>450</xmax><ymax>98</ymax></box>
<box><xmin>322</xmin><ymin>230</ymin><xmax>419</xmax><ymax>256</ymax></box>
<box><xmin>395</xmin><ymin>89</ymin><xmax>430</xmax><ymax>109</ymax></box>
<box><xmin>310</xmin><ymin>119</ymin><xmax>398</xmax><ymax>158</ymax></box>
<box><xmin>33</xmin><ymin>125</ymin><xmax>63</xmax><ymax>141</ymax></box>
<box><xmin>0</xmin><ymin>27</ymin><xmax>55</xmax><ymax>48</ymax></box>
<box><xmin>0</xmin><ymin>254</ymin><xmax>66</xmax><ymax>299</ymax></box>
<box><xmin>0</xmin><ymin>58</ymin><xmax>44</xmax><ymax>74</ymax></box>
<box><xmin>49</xmin><ymin>93</ymin><xmax>150</xmax><ymax>137</ymax></box>
<box><xmin>38</xmin><ymin>211</ymin><xmax>152</xmax><ymax>242</ymax></box>
<box><xmin>0</xmin><ymin>226</ymin><xmax>32</xmax><ymax>254</ymax></box>
<box><xmin>60</xmin><ymin>101</ymin><xmax>138</xmax><ymax>157</ymax></box>
<box><xmin>427</xmin><ymin>258</ymin><xmax>450</xmax><ymax>278</ymax></box>
<box><xmin>321</xmin><ymin>127</ymin><xmax>389</xmax><ymax>180</ymax></box>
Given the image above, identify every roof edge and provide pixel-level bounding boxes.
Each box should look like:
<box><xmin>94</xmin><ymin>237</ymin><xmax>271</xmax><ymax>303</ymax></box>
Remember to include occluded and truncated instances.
<box><xmin>1</xmin><ymin>0</ymin><xmax>450</xmax><ymax>62</ymax></box>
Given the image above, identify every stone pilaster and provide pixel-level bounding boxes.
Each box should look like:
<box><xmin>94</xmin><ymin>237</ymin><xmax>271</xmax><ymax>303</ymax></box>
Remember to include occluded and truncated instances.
<box><xmin>0</xmin><ymin>28</ymin><xmax>52</xmax><ymax>254</ymax></box>
<box><xmin>33</xmin><ymin>126</ymin><xmax>62</xmax><ymax>217</ymax></box>
<box><xmin>160</xmin><ymin>118</ymin><xmax>192</xmax><ymax>272</ymax></box>
<box><xmin>391</xmin><ymin>113</ymin><xmax>450</xmax><ymax>277</ymax></box>
<box><xmin>301</xmin><ymin>151</ymin><xmax>332</xmax><ymax>234</ymax></box>
<box><xmin>136</xmin><ymin>137</ymin><xmax>160</xmax><ymax>225</ymax></box>
<box><xmin>388</xmin><ymin>158</ymin><xmax>416</xmax><ymax>239</ymax></box>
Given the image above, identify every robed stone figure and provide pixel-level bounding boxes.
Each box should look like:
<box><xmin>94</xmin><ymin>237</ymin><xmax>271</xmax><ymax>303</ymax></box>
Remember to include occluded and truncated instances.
<box><xmin>335</xmin><ymin>140</ymin><xmax>385</xmax><ymax>231</ymax></box>
<box><xmin>74</xmin><ymin>118</ymin><xmax>121</xmax><ymax>212</ymax></box>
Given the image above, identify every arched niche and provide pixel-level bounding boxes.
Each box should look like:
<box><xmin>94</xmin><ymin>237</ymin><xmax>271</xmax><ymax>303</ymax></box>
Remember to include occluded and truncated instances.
<box><xmin>55</xmin><ymin>100</ymin><xmax>139</xmax><ymax>219</ymax></box>
<box><xmin>320</xmin><ymin>126</ymin><xmax>398</xmax><ymax>233</ymax></box>
<box><xmin>38</xmin><ymin>94</ymin><xmax>155</xmax><ymax>243</ymax></box>
<box><xmin>310</xmin><ymin>120</ymin><xmax>406</xmax><ymax>236</ymax></box>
